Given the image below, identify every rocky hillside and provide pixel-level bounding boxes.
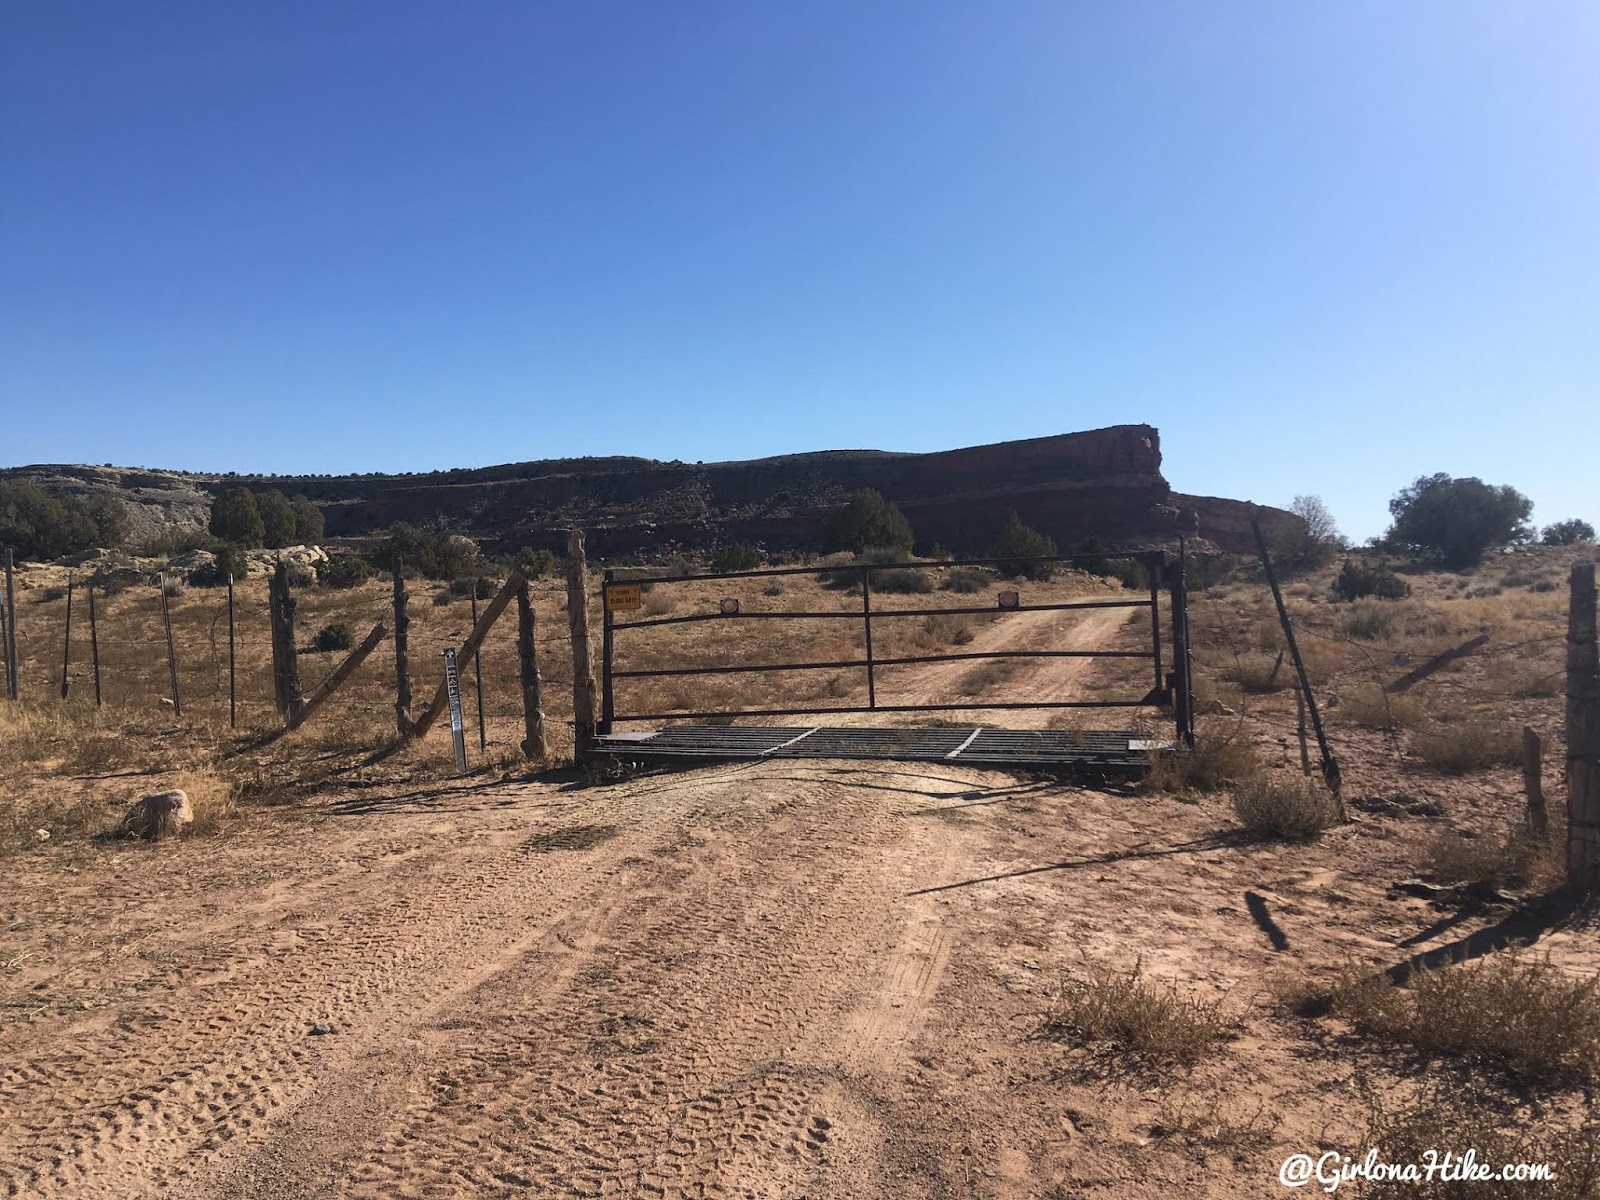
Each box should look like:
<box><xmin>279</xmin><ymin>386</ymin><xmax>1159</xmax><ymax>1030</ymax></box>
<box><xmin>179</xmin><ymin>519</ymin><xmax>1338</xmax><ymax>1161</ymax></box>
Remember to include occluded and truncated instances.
<box><xmin>2</xmin><ymin>425</ymin><xmax>1294</xmax><ymax>558</ymax></box>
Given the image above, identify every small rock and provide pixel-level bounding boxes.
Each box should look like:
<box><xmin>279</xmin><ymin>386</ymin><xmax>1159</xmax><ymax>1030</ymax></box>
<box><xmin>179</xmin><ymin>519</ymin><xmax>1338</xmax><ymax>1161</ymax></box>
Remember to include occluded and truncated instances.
<box><xmin>309</xmin><ymin>1023</ymin><xmax>336</xmax><ymax>1036</ymax></box>
<box><xmin>124</xmin><ymin>789</ymin><xmax>192</xmax><ymax>840</ymax></box>
<box><xmin>34</xmin><ymin>828</ymin><xmax>50</xmax><ymax>842</ymax></box>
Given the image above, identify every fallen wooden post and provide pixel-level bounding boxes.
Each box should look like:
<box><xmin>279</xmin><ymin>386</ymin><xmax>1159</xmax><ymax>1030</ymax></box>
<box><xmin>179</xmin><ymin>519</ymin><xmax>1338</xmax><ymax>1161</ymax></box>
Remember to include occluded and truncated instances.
<box><xmin>1384</xmin><ymin>634</ymin><xmax>1490</xmax><ymax>694</ymax></box>
<box><xmin>287</xmin><ymin>622</ymin><xmax>388</xmax><ymax>732</ymax></box>
<box><xmin>410</xmin><ymin>567</ymin><xmax>527</xmax><ymax>738</ymax></box>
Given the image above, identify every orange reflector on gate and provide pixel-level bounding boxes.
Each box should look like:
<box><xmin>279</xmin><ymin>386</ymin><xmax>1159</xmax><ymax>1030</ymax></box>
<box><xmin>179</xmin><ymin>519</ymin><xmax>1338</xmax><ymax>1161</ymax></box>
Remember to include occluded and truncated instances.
<box><xmin>719</xmin><ymin>597</ymin><xmax>741</xmax><ymax>615</ymax></box>
<box><xmin>997</xmin><ymin>590</ymin><xmax>1020</xmax><ymax>610</ymax></box>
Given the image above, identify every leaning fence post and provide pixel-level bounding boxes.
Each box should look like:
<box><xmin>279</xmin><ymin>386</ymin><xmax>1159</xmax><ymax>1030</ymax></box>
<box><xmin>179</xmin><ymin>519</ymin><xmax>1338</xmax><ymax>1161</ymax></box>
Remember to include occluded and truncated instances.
<box><xmin>517</xmin><ymin>580</ymin><xmax>547</xmax><ymax>759</ymax></box>
<box><xmin>60</xmin><ymin>572</ymin><xmax>73</xmax><ymax>700</ymax></box>
<box><xmin>159</xmin><ymin>574</ymin><xmax>182</xmax><ymax>718</ymax></box>
<box><xmin>1252</xmin><ymin>517</ymin><xmax>1340</xmax><ymax>813</ymax></box>
<box><xmin>567</xmin><ymin>530</ymin><xmax>598</xmax><ymax>758</ymax></box>
<box><xmin>470</xmin><ymin>591</ymin><xmax>488</xmax><ymax>750</ymax></box>
<box><xmin>1567</xmin><ymin>562</ymin><xmax>1600</xmax><ymax>889</ymax></box>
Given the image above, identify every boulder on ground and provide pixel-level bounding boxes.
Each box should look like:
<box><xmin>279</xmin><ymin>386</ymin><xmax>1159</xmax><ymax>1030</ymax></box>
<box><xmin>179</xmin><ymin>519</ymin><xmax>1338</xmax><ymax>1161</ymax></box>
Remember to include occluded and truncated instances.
<box><xmin>125</xmin><ymin>789</ymin><xmax>192</xmax><ymax>840</ymax></box>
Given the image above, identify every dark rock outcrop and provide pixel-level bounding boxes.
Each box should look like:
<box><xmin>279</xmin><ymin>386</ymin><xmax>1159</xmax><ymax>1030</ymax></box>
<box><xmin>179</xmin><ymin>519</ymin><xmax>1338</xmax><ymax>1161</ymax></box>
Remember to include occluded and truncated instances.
<box><xmin>3</xmin><ymin>425</ymin><xmax>1297</xmax><ymax>558</ymax></box>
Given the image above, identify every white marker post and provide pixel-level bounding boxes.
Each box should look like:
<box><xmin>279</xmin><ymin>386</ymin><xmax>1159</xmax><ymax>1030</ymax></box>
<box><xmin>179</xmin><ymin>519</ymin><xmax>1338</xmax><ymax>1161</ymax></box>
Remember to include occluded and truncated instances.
<box><xmin>443</xmin><ymin>648</ymin><xmax>468</xmax><ymax>775</ymax></box>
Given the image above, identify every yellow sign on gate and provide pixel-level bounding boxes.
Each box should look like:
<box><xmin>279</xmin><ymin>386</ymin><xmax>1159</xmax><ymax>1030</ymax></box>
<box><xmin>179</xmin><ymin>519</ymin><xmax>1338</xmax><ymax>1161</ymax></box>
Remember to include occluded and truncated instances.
<box><xmin>606</xmin><ymin>582</ymin><xmax>643</xmax><ymax>612</ymax></box>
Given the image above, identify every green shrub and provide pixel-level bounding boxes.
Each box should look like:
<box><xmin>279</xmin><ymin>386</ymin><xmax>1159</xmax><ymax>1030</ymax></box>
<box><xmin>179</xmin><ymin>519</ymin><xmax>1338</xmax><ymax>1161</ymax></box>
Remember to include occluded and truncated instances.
<box><xmin>820</xmin><ymin>489</ymin><xmax>913</xmax><ymax>554</ymax></box>
<box><xmin>512</xmin><ymin>546</ymin><xmax>557</xmax><ymax>579</ymax></box>
<box><xmin>310</xmin><ymin>622</ymin><xmax>355</xmax><ymax>653</ymax></box>
<box><xmin>1332</xmin><ymin>558</ymin><xmax>1411</xmax><ymax>601</ymax></box>
<box><xmin>1</xmin><ymin>481</ymin><xmax>128</xmax><ymax>562</ymax></box>
<box><xmin>253</xmin><ymin>490</ymin><xmax>296</xmax><ymax>549</ymax></box>
<box><xmin>1111</xmin><ymin>558</ymin><xmax>1148</xmax><ymax>590</ymax></box>
<box><xmin>369</xmin><ymin>521</ymin><xmax>480</xmax><ymax>580</ymax></box>
<box><xmin>1384</xmin><ymin>473</ymin><xmax>1533</xmax><ymax>567</ymax></box>
<box><xmin>290</xmin><ymin>496</ymin><xmax>325</xmax><ymax>545</ymax></box>
<box><xmin>317</xmin><ymin>554</ymin><xmax>370</xmax><ymax>589</ymax></box>
<box><xmin>208</xmin><ymin>487</ymin><xmax>264</xmax><ymax>548</ymax></box>
<box><xmin>941</xmin><ymin>566</ymin><xmax>992</xmax><ymax>594</ymax></box>
<box><xmin>188</xmin><ymin>542</ymin><xmax>249</xmax><ymax>587</ymax></box>
<box><xmin>992</xmin><ymin>513</ymin><xmax>1057</xmax><ymax>580</ymax></box>
<box><xmin>710</xmin><ymin>542</ymin><xmax>764</xmax><ymax>573</ymax></box>
<box><xmin>869</xmin><ymin>566</ymin><xmax>934</xmax><ymax>594</ymax></box>
<box><xmin>448</xmin><ymin>576</ymin><xmax>496</xmax><ymax>599</ymax></box>
<box><xmin>1542</xmin><ymin>518</ymin><xmax>1595</xmax><ymax>545</ymax></box>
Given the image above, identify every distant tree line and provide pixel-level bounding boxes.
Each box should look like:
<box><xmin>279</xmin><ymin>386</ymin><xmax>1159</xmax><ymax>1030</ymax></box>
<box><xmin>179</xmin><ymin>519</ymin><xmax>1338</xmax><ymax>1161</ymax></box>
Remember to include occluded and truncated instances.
<box><xmin>208</xmin><ymin>486</ymin><xmax>324</xmax><ymax>549</ymax></box>
<box><xmin>0</xmin><ymin>481</ymin><xmax>128</xmax><ymax>562</ymax></box>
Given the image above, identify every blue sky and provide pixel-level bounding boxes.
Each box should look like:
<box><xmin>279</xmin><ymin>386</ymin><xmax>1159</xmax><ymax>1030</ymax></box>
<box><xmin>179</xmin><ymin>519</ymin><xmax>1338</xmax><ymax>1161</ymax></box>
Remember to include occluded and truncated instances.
<box><xmin>2</xmin><ymin>2</ymin><xmax>1595</xmax><ymax>540</ymax></box>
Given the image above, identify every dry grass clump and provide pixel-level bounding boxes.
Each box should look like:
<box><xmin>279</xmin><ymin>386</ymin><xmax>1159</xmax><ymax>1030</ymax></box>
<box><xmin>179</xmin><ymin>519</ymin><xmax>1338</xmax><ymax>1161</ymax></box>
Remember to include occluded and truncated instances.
<box><xmin>1146</xmin><ymin>731</ymin><xmax>1261</xmax><ymax>793</ymax></box>
<box><xmin>1221</xmin><ymin>650</ymin><xmax>1288</xmax><ymax>693</ymax></box>
<box><xmin>1332</xmin><ymin>685</ymin><xmax>1425</xmax><ymax>730</ymax></box>
<box><xmin>1425</xmin><ymin>828</ymin><xmax>1562</xmax><ymax>894</ymax></box>
<box><xmin>1331</xmin><ymin>954</ymin><xmax>1600</xmax><ymax>1085</ymax></box>
<box><xmin>1039</xmin><ymin>959</ymin><xmax>1228</xmax><ymax>1068</ymax></box>
<box><xmin>1411</xmin><ymin>720</ymin><xmax>1523</xmax><ymax>774</ymax></box>
<box><xmin>1231</xmin><ymin>777</ymin><xmax>1341</xmax><ymax>840</ymax></box>
<box><xmin>956</xmin><ymin>659</ymin><xmax>1020</xmax><ymax>696</ymax></box>
<box><xmin>1484</xmin><ymin>655</ymin><xmax>1564</xmax><ymax>699</ymax></box>
<box><xmin>166</xmin><ymin>767</ymin><xmax>240</xmax><ymax>836</ymax></box>
<box><xmin>1362</xmin><ymin>1088</ymin><xmax>1600</xmax><ymax>1200</ymax></box>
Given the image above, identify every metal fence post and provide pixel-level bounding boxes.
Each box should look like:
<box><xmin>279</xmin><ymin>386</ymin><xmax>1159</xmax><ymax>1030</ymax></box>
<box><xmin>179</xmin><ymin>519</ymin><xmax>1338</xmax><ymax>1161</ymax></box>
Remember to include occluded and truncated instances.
<box><xmin>861</xmin><ymin>564</ymin><xmax>876</xmax><ymax>709</ymax></box>
<box><xmin>600</xmin><ymin>568</ymin><xmax>615</xmax><ymax>736</ymax></box>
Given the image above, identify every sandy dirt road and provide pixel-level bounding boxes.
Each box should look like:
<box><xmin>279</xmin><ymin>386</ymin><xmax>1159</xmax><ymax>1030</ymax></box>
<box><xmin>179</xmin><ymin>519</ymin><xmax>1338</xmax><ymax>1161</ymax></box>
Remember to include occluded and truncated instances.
<box><xmin>0</xmin><ymin>605</ymin><xmax>1523</xmax><ymax>1198</ymax></box>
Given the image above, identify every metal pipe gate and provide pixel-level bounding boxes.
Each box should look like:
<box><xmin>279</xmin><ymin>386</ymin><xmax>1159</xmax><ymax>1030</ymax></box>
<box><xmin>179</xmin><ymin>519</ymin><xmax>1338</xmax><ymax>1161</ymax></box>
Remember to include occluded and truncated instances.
<box><xmin>596</xmin><ymin>551</ymin><xmax>1195</xmax><ymax>745</ymax></box>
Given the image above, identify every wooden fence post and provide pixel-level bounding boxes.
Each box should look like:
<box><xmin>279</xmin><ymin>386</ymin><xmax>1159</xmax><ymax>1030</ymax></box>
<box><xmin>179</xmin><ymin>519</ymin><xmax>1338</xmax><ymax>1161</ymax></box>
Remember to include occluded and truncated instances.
<box><xmin>1568</xmin><ymin>562</ymin><xmax>1600</xmax><ymax>889</ymax></box>
<box><xmin>392</xmin><ymin>557</ymin><xmax>414</xmax><ymax>736</ymax></box>
<box><xmin>269</xmin><ymin>561</ymin><xmax>302</xmax><ymax>721</ymax></box>
<box><xmin>87</xmin><ymin>580</ymin><xmax>102</xmax><ymax>709</ymax></box>
<box><xmin>60</xmin><ymin>572</ymin><xmax>73</xmax><ymax>700</ymax></box>
<box><xmin>517</xmin><ymin>580</ymin><xmax>547</xmax><ymax>759</ymax></box>
<box><xmin>226</xmin><ymin>574</ymin><xmax>236</xmax><ymax>728</ymax></box>
<box><xmin>1524</xmin><ymin>726</ymin><xmax>1547</xmax><ymax>839</ymax></box>
<box><xmin>3</xmin><ymin>548</ymin><xmax>17</xmax><ymax>700</ymax></box>
<box><xmin>159</xmin><ymin>574</ymin><xmax>182</xmax><ymax>718</ymax></box>
<box><xmin>567</xmin><ymin>531</ymin><xmax>598</xmax><ymax>758</ymax></box>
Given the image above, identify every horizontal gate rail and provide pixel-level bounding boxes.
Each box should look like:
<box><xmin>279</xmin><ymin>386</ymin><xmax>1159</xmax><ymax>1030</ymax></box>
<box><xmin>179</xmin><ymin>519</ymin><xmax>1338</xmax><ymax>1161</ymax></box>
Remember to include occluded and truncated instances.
<box><xmin>613</xmin><ymin>648</ymin><xmax>1151</xmax><ymax>680</ymax></box>
<box><xmin>613</xmin><ymin>699</ymin><xmax>1154</xmax><ymax>723</ymax></box>
<box><xmin>611</xmin><ymin>597</ymin><xmax>1147</xmax><ymax>631</ymax></box>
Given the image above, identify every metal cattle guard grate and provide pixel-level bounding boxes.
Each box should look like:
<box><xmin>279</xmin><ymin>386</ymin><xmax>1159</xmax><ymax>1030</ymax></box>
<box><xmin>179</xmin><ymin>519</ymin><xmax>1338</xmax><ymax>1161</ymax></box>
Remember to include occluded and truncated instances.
<box><xmin>591</xmin><ymin>551</ymin><xmax>1194</xmax><ymax>773</ymax></box>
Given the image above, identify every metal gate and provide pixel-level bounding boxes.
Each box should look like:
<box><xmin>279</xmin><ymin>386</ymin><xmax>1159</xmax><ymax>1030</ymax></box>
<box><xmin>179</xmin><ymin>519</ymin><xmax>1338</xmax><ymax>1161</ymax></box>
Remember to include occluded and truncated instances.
<box><xmin>590</xmin><ymin>550</ymin><xmax>1194</xmax><ymax>771</ymax></box>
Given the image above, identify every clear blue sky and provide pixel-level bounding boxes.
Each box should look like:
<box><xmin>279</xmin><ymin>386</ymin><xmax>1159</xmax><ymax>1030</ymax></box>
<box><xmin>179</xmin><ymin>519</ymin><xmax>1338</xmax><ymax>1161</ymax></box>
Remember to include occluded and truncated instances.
<box><xmin>3</xmin><ymin>3</ymin><xmax>1595</xmax><ymax>540</ymax></box>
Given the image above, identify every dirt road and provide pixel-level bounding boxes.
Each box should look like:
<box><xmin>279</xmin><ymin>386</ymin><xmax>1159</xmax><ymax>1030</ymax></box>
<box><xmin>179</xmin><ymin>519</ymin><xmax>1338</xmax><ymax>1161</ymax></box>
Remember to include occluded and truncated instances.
<box><xmin>0</xmin><ymin>605</ymin><xmax>1466</xmax><ymax>1198</ymax></box>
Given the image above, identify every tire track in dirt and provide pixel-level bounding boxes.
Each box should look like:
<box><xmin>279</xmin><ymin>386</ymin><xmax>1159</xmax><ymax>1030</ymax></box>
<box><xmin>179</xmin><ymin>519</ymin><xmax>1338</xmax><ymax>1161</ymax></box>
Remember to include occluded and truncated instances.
<box><xmin>179</xmin><ymin>765</ymin><xmax>982</xmax><ymax>1200</ymax></box>
<box><xmin>0</xmin><ymin>782</ymin><xmax>683</xmax><ymax>1198</ymax></box>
